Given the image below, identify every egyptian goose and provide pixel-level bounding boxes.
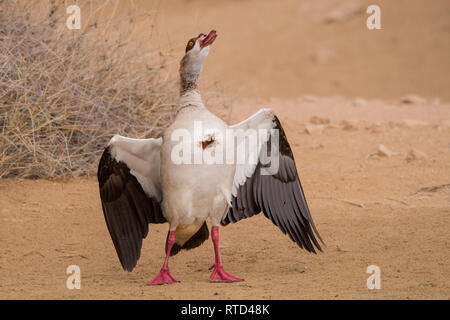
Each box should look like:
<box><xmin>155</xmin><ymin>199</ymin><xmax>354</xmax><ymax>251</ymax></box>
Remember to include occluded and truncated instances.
<box><xmin>97</xmin><ymin>30</ymin><xmax>323</xmax><ymax>285</ymax></box>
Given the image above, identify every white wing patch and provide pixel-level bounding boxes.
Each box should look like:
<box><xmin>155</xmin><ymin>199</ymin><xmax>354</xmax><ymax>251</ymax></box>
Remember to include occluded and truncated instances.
<box><xmin>229</xmin><ymin>109</ymin><xmax>276</xmax><ymax>197</ymax></box>
<box><xmin>109</xmin><ymin>135</ymin><xmax>162</xmax><ymax>201</ymax></box>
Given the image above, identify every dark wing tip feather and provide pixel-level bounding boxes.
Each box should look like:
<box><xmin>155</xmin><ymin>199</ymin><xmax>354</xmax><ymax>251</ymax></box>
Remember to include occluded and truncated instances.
<box><xmin>98</xmin><ymin>146</ymin><xmax>164</xmax><ymax>271</ymax></box>
<box><xmin>223</xmin><ymin>115</ymin><xmax>324</xmax><ymax>253</ymax></box>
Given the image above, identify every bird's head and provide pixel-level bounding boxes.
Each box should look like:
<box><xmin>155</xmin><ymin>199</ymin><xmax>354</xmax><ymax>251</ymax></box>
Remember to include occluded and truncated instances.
<box><xmin>179</xmin><ymin>30</ymin><xmax>217</xmax><ymax>93</ymax></box>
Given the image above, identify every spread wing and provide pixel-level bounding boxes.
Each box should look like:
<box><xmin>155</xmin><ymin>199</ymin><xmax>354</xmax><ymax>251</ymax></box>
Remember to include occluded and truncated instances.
<box><xmin>222</xmin><ymin>109</ymin><xmax>324</xmax><ymax>253</ymax></box>
<box><xmin>97</xmin><ymin>136</ymin><xmax>166</xmax><ymax>271</ymax></box>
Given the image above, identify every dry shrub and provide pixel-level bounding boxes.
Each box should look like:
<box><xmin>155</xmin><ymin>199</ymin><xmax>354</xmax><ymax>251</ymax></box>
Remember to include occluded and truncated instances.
<box><xmin>0</xmin><ymin>1</ymin><xmax>178</xmax><ymax>178</ymax></box>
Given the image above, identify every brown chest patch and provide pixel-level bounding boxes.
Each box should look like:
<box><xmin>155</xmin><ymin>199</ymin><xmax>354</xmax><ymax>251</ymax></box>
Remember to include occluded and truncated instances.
<box><xmin>199</xmin><ymin>135</ymin><xmax>216</xmax><ymax>150</ymax></box>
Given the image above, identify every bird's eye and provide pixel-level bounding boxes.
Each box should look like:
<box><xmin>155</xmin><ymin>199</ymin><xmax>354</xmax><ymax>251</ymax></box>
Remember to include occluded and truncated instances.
<box><xmin>185</xmin><ymin>39</ymin><xmax>196</xmax><ymax>53</ymax></box>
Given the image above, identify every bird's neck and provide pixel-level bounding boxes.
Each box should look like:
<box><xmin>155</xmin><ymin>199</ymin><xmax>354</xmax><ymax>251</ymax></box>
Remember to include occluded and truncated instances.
<box><xmin>179</xmin><ymin>53</ymin><xmax>204</xmax><ymax>96</ymax></box>
<box><xmin>178</xmin><ymin>89</ymin><xmax>204</xmax><ymax>112</ymax></box>
<box><xmin>178</xmin><ymin>63</ymin><xmax>204</xmax><ymax>112</ymax></box>
<box><xmin>178</xmin><ymin>56</ymin><xmax>206</xmax><ymax>111</ymax></box>
<box><xmin>179</xmin><ymin>71</ymin><xmax>200</xmax><ymax>95</ymax></box>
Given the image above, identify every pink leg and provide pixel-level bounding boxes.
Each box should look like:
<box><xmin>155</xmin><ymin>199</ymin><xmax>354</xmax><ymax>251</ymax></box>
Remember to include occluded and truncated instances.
<box><xmin>209</xmin><ymin>226</ymin><xmax>243</xmax><ymax>282</ymax></box>
<box><xmin>148</xmin><ymin>231</ymin><xmax>179</xmax><ymax>285</ymax></box>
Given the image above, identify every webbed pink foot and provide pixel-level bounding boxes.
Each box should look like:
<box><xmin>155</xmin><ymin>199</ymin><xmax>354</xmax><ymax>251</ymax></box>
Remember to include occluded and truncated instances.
<box><xmin>148</xmin><ymin>268</ymin><xmax>179</xmax><ymax>285</ymax></box>
<box><xmin>210</xmin><ymin>264</ymin><xmax>243</xmax><ymax>282</ymax></box>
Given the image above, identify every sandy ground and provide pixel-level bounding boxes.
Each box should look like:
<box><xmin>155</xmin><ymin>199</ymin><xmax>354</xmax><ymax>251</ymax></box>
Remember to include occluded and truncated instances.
<box><xmin>1</xmin><ymin>0</ymin><xmax>450</xmax><ymax>299</ymax></box>
<box><xmin>1</xmin><ymin>97</ymin><xmax>449</xmax><ymax>299</ymax></box>
<box><xmin>148</xmin><ymin>0</ymin><xmax>450</xmax><ymax>101</ymax></box>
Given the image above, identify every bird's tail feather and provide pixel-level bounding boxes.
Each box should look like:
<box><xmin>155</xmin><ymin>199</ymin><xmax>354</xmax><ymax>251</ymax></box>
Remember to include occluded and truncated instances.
<box><xmin>165</xmin><ymin>222</ymin><xmax>209</xmax><ymax>256</ymax></box>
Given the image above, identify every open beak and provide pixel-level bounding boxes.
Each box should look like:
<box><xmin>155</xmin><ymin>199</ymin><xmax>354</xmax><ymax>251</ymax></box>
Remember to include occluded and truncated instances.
<box><xmin>198</xmin><ymin>30</ymin><xmax>217</xmax><ymax>49</ymax></box>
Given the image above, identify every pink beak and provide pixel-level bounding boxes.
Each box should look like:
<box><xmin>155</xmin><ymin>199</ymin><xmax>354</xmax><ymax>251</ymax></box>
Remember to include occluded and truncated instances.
<box><xmin>198</xmin><ymin>30</ymin><xmax>217</xmax><ymax>48</ymax></box>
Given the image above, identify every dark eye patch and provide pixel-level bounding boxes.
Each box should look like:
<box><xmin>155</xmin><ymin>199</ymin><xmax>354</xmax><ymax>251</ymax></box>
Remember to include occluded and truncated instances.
<box><xmin>185</xmin><ymin>38</ymin><xmax>197</xmax><ymax>53</ymax></box>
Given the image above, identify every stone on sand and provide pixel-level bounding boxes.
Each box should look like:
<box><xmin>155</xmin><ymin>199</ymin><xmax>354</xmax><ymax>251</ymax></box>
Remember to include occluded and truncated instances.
<box><xmin>377</xmin><ymin>144</ymin><xmax>395</xmax><ymax>157</ymax></box>
<box><xmin>300</xmin><ymin>95</ymin><xmax>319</xmax><ymax>103</ymax></box>
<box><xmin>406</xmin><ymin>149</ymin><xmax>428</xmax><ymax>161</ymax></box>
<box><xmin>352</xmin><ymin>98</ymin><xmax>367</xmax><ymax>107</ymax></box>
<box><xmin>340</xmin><ymin>120</ymin><xmax>358</xmax><ymax>131</ymax></box>
<box><xmin>401</xmin><ymin>119</ymin><xmax>429</xmax><ymax>127</ymax></box>
<box><xmin>305</xmin><ymin>124</ymin><xmax>324</xmax><ymax>135</ymax></box>
<box><xmin>312</xmin><ymin>49</ymin><xmax>335</xmax><ymax>64</ymax></box>
<box><xmin>310</xmin><ymin>116</ymin><xmax>330</xmax><ymax>125</ymax></box>
<box><xmin>401</xmin><ymin>95</ymin><xmax>427</xmax><ymax>105</ymax></box>
<box><xmin>323</xmin><ymin>1</ymin><xmax>363</xmax><ymax>23</ymax></box>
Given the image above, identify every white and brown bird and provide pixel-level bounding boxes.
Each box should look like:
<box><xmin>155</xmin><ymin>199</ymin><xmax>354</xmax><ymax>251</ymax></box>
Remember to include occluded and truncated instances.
<box><xmin>97</xmin><ymin>30</ymin><xmax>323</xmax><ymax>285</ymax></box>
